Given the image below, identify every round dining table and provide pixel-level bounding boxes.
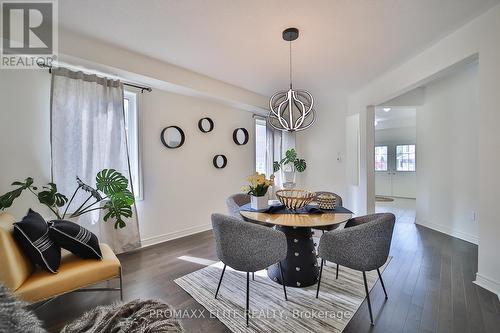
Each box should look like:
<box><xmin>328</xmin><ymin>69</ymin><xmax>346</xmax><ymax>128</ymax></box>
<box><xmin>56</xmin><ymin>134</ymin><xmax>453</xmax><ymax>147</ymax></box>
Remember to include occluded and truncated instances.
<box><xmin>240</xmin><ymin>208</ymin><xmax>352</xmax><ymax>288</ymax></box>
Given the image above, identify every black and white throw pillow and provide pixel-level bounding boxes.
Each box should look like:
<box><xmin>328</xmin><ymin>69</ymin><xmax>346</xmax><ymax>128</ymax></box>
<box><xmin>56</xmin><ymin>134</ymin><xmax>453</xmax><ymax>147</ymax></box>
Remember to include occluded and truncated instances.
<box><xmin>49</xmin><ymin>220</ymin><xmax>102</xmax><ymax>260</ymax></box>
<box><xmin>13</xmin><ymin>209</ymin><xmax>61</xmax><ymax>273</ymax></box>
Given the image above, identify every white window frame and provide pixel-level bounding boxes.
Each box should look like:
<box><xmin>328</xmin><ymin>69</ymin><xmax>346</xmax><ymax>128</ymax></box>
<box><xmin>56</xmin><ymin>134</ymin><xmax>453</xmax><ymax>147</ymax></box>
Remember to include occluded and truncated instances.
<box><xmin>375</xmin><ymin>145</ymin><xmax>388</xmax><ymax>171</ymax></box>
<box><xmin>124</xmin><ymin>90</ymin><xmax>143</xmax><ymax>200</ymax></box>
<box><xmin>396</xmin><ymin>144</ymin><xmax>416</xmax><ymax>172</ymax></box>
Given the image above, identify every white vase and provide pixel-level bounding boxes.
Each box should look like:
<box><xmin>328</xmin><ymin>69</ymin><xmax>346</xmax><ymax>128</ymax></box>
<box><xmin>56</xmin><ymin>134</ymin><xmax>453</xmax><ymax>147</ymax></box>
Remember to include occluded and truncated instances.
<box><xmin>251</xmin><ymin>194</ymin><xmax>269</xmax><ymax>211</ymax></box>
<box><xmin>281</xmin><ymin>163</ymin><xmax>296</xmax><ymax>189</ymax></box>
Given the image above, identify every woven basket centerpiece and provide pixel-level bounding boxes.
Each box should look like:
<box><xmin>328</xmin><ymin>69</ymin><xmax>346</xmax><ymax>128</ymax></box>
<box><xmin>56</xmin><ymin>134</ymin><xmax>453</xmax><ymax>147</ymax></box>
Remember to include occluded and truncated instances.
<box><xmin>316</xmin><ymin>193</ymin><xmax>336</xmax><ymax>210</ymax></box>
<box><xmin>276</xmin><ymin>189</ymin><xmax>316</xmax><ymax>210</ymax></box>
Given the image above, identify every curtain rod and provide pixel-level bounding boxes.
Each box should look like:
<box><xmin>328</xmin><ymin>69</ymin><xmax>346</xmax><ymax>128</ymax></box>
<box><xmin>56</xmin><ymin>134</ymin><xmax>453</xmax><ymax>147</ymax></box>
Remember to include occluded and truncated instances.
<box><xmin>37</xmin><ymin>62</ymin><xmax>152</xmax><ymax>93</ymax></box>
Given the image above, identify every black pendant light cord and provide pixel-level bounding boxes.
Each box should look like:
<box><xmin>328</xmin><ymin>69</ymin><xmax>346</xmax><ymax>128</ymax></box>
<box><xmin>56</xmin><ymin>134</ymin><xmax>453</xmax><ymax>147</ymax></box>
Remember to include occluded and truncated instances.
<box><xmin>289</xmin><ymin>40</ymin><xmax>293</xmax><ymax>89</ymax></box>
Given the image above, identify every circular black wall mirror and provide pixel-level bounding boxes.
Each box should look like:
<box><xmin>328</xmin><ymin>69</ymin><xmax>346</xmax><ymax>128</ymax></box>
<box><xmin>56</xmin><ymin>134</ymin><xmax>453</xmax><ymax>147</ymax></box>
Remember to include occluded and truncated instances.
<box><xmin>233</xmin><ymin>128</ymin><xmax>249</xmax><ymax>145</ymax></box>
<box><xmin>198</xmin><ymin>117</ymin><xmax>214</xmax><ymax>133</ymax></box>
<box><xmin>161</xmin><ymin>126</ymin><xmax>185</xmax><ymax>149</ymax></box>
<box><xmin>213</xmin><ymin>155</ymin><xmax>227</xmax><ymax>169</ymax></box>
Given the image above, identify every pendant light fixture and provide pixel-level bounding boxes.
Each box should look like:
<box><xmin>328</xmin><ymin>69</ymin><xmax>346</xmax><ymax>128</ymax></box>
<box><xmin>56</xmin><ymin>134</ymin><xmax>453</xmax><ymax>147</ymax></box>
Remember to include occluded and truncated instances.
<box><xmin>268</xmin><ymin>27</ymin><xmax>316</xmax><ymax>132</ymax></box>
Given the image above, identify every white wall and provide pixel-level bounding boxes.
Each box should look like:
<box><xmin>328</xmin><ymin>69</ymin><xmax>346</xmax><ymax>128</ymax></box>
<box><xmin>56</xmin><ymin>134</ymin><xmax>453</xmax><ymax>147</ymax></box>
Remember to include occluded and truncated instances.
<box><xmin>136</xmin><ymin>90</ymin><xmax>254</xmax><ymax>246</ymax></box>
<box><xmin>295</xmin><ymin>98</ymin><xmax>348</xmax><ymax>203</ymax></box>
<box><xmin>0</xmin><ymin>70</ymin><xmax>52</xmax><ymax>218</ymax></box>
<box><xmin>346</xmin><ymin>4</ymin><xmax>500</xmax><ymax>296</ymax></box>
<box><xmin>416</xmin><ymin>63</ymin><xmax>479</xmax><ymax>244</ymax></box>
<box><xmin>375</xmin><ymin>127</ymin><xmax>416</xmax><ymax>198</ymax></box>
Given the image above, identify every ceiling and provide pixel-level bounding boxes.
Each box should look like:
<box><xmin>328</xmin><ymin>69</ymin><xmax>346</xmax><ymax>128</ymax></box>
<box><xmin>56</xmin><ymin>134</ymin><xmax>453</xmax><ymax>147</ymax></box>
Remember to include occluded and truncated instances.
<box><xmin>59</xmin><ymin>0</ymin><xmax>499</xmax><ymax>104</ymax></box>
<box><xmin>375</xmin><ymin>107</ymin><xmax>416</xmax><ymax>130</ymax></box>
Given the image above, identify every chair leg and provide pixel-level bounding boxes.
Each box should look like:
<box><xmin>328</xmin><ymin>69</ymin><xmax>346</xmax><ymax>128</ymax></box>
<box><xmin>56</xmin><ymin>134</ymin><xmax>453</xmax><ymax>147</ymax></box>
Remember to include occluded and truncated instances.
<box><xmin>320</xmin><ymin>230</ymin><xmax>327</xmax><ymax>266</ymax></box>
<box><xmin>215</xmin><ymin>264</ymin><xmax>226</xmax><ymax>299</ymax></box>
<box><xmin>316</xmin><ymin>259</ymin><xmax>324</xmax><ymax>298</ymax></box>
<box><xmin>246</xmin><ymin>272</ymin><xmax>250</xmax><ymax>327</ymax></box>
<box><xmin>336</xmin><ymin>263</ymin><xmax>339</xmax><ymax>279</ymax></box>
<box><xmin>362</xmin><ymin>271</ymin><xmax>374</xmax><ymax>326</ymax></box>
<box><xmin>377</xmin><ymin>268</ymin><xmax>388</xmax><ymax>299</ymax></box>
<box><xmin>119</xmin><ymin>267</ymin><xmax>124</xmax><ymax>301</ymax></box>
<box><xmin>252</xmin><ymin>272</ymin><xmax>254</xmax><ymax>281</ymax></box>
<box><xmin>278</xmin><ymin>262</ymin><xmax>288</xmax><ymax>301</ymax></box>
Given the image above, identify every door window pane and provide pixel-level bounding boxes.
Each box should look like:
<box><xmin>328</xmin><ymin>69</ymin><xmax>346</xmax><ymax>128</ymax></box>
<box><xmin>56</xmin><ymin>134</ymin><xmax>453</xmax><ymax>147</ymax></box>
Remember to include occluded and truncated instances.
<box><xmin>375</xmin><ymin>146</ymin><xmax>388</xmax><ymax>171</ymax></box>
<box><xmin>396</xmin><ymin>144</ymin><xmax>416</xmax><ymax>171</ymax></box>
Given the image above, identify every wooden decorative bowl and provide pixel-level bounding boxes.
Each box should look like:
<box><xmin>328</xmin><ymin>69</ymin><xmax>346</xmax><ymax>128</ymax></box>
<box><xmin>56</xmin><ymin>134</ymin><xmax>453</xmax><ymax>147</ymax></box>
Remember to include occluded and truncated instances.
<box><xmin>276</xmin><ymin>189</ymin><xmax>316</xmax><ymax>210</ymax></box>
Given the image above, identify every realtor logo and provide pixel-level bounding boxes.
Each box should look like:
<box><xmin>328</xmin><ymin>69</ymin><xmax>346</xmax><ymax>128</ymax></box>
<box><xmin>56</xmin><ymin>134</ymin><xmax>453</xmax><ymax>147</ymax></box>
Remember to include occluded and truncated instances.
<box><xmin>1</xmin><ymin>0</ymin><xmax>57</xmax><ymax>69</ymax></box>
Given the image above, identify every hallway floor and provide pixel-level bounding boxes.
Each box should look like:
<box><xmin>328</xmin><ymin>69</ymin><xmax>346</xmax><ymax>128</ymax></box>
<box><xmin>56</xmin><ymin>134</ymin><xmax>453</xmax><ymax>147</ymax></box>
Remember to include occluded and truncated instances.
<box><xmin>376</xmin><ymin>197</ymin><xmax>416</xmax><ymax>224</ymax></box>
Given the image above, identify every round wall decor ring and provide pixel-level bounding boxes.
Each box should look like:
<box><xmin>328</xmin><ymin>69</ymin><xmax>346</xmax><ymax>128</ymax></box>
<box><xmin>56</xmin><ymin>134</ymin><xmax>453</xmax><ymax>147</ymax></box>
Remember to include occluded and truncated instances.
<box><xmin>233</xmin><ymin>128</ymin><xmax>249</xmax><ymax>145</ymax></box>
<box><xmin>160</xmin><ymin>126</ymin><xmax>185</xmax><ymax>149</ymax></box>
<box><xmin>213</xmin><ymin>154</ymin><xmax>227</xmax><ymax>169</ymax></box>
<box><xmin>198</xmin><ymin>117</ymin><xmax>214</xmax><ymax>133</ymax></box>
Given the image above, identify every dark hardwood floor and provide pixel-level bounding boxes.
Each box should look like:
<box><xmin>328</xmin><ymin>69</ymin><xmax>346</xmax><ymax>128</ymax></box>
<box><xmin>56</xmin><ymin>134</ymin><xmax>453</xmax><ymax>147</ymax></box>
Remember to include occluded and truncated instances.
<box><xmin>37</xmin><ymin>204</ymin><xmax>500</xmax><ymax>333</ymax></box>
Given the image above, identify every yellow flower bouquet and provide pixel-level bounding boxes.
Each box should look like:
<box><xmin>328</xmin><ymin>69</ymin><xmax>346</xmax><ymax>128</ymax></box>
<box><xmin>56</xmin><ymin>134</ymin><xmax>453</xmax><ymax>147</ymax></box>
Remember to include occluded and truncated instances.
<box><xmin>242</xmin><ymin>173</ymin><xmax>274</xmax><ymax>197</ymax></box>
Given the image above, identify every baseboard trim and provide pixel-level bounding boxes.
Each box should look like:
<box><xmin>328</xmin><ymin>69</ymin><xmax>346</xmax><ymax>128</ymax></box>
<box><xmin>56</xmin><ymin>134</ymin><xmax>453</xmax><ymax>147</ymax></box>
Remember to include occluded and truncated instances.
<box><xmin>474</xmin><ymin>273</ymin><xmax>500</xmax><ymax>300</ymax></box>
<box><xmin>415</xmin><ymin>219</ymin><xmax>479</xmax><ymax>245</ymax></box>
<box><xmin>140</xmin><ymin>224</ymin><xmax>212</xmax><ymax>248</ymax></box>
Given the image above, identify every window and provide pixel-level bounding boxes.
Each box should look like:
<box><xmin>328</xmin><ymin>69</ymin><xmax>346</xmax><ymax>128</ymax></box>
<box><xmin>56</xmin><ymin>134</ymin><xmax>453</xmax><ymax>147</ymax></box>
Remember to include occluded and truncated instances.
<box><xmin>123</xmin><ymin>91</ymin><xmax>142</xmax><ymax>199</ymax></box>
<box><xmin>255</xmin><ymin>118</ymin><xmax>267</xmax><ymax>174</ymax></box>
<box><xmin>396</xmin><ymin>144</ymin><xmax>416</xmax><ymax>171</ymax></box>
<box><xmin>375</xmin><ymin>146</ymin><xmax>388</xmax><ymax>171</ymax></box>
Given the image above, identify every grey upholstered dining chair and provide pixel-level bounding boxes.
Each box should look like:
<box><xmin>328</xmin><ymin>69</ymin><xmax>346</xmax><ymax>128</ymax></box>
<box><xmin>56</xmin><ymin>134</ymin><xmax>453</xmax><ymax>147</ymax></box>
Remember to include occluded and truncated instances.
<box><xmin>313</xmin><ymin>191</ymin><xmax>343</xmax><ymax>270</ymax></box>
<box><xmin>211</xmin><ymin>213</ymin><xmax>288</xmax><ymax>327</ymax></box>
<box><xmin>226</xmin><ymin>193</ymin><xmax>250</xmax><ymax>220</ymax></box>
<box><xmin>316</xmin><ymin>213</ymin><xmax>395</xmax><ymax>325</ymax></box>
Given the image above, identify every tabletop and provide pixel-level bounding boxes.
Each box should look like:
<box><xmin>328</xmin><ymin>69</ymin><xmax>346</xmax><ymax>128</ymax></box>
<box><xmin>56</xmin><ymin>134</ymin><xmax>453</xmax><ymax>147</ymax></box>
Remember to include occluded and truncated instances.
<box><xmin>240</xmin><ymin>210</ymin><xmax>352</xmax><ymax>228</ymax></box>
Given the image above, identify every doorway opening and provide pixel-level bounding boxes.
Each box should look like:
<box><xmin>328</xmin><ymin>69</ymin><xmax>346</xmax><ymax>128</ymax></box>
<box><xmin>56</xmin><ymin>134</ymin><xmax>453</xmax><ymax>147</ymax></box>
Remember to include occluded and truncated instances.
<box><xmin>371</xmin><ymin>60</ymin><xmax>479</xmax><ymax>242</ymax></box>
<box><xmin>374</xmin><ymin>106</ymin><xmax>416</xmax><ymax>222</ymax></box>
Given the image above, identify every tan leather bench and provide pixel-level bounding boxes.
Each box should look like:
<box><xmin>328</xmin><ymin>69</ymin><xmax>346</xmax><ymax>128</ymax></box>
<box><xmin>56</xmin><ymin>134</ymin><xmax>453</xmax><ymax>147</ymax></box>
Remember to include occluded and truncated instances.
<box><xmin>0</xmin><ymin>212</ymin><xmax>122</xmax><ymax>303</ymax></box>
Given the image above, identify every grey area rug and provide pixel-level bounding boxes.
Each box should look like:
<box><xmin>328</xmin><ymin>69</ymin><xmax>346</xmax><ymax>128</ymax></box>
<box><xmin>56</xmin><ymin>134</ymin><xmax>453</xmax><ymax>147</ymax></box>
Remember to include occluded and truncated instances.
<box><xmin>375</xmin><ymin>196</ymin><xmax>395</xmax><ymax>202</ymax></box>
<box><xmin>175</xmin><ymin>259</ymin><xmax>391</xmax><ymax>333</ymax></box>
<box><xmin>61</xmin><ymin>299</ymin><xmax>183</xmax><ymax>333</ymax></box>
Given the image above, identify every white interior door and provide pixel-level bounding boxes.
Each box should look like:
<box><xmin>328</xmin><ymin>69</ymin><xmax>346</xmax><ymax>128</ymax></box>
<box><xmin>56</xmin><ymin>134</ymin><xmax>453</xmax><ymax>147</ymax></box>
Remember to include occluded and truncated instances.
<box><xmin>392</xmin><ymin>172</ymin><xmax>416</xmax><ymax>197</ymax></box>
<box><xmin>375</xmin><ymin>171</ymin><xmax>392</xmax><ymax>196</ymax></box>
<box><xmin>376</xmin><ymin>170</ymin><xmax>416</xmax><ymax>198</ymax></box>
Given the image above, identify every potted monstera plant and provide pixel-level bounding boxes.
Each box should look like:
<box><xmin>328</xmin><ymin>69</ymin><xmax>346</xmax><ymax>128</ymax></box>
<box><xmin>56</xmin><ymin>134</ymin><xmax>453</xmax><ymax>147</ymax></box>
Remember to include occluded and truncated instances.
<box><xmin>0</xmin><ymin>169</ymin><xmax>134</xmax><ymax>229</ymax></box>
<box><xmin>273</xmin><ymin>148</ymin><xmax>307</xmax><ymax>188</ymax></box>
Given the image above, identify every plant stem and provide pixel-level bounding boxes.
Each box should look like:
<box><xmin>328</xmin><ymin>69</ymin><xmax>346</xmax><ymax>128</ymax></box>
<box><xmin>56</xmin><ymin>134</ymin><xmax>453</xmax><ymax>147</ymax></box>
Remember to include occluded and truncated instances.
<box><xmin>71</xmin><ymin>196</ymin><xmax>108</xmax><ymax>217</ymax></box>
<box><xmin>71</xmin><ymin>194</ymin><xmax>92</xmax><ymax>217</ymax></box>
<box><xmin>77</xmin><ymin>206</ymin><xmax>104</xmax><ymax>215</ymax></box>
<box><xmin>63</xmin><ymin>186</ymin><xmax>80</xmax><ymax>219</ymax></box>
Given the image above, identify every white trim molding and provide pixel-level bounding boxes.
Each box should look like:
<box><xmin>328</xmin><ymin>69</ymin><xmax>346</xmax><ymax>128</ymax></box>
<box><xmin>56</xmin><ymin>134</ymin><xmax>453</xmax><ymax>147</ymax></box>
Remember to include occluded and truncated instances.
<box><xmin>415</xmin><ymin>219</ymin><xmax>479</xmax><ymax>245</ymax></box>
<box><xmin>474</xmin><ymin>273</ymin><xmax>500</xmax><ymax>299</ymax></box>
<box><xmin>140</xmin><ymin>224</ymin><xmax>212</xmax><ymax>248</ymax></box>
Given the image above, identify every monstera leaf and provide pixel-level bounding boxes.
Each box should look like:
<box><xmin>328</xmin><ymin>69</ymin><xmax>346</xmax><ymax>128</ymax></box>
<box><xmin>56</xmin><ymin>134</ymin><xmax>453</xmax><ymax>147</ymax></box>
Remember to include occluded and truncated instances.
<box><xmin>38</xmin><ymin>183</ymin><xmax>68</xmax><ymax>208</ymax></box>
<box><xmin>273</xmin><ymin>161</ymin><xmax>280</xmax><ymax>173</ymax></box>
<box><xmin>108</xmin><ymin>189</ymin><xmax>134</xmax><ymax>206</ymax></box>
<box><xmin>103</xmin><ymin>197</ymin><xmax>133</xmax><ymax>229</ymax></box>
<box><xmin>285</xmin><ymin>148</ymin><xmax>297</xmax><ymax>161</ymax></box>
<box><xmin>76</xmin><ymin>177</ymin><xmax>102</xmax><ymax>200</ymax></box>
<box><xmin>96</xmin><ymin>169</ymin><xmax>134</xmax><ymax>228</ymax></box>
<box><xmin>294</xmin><ymin>159</ymin><xmax>307</xmax><ymax>172</ymax></box>
<box><xmin>0</xmin><ymin>178</ymin><xmax>34</xmax><ymax>210</ymax></box>
<box><xmin>96</xmin><ymin>169</ymin><xmax>128</xmax><ymax>196</ymax></box>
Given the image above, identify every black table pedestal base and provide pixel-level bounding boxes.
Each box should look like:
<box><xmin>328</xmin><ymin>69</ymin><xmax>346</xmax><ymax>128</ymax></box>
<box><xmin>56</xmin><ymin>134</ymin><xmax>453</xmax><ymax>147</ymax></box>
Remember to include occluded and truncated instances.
<box><xmin>267</xmin><ymin>226</ymin><xmax>319</xmax><ymax>288</ymax></box>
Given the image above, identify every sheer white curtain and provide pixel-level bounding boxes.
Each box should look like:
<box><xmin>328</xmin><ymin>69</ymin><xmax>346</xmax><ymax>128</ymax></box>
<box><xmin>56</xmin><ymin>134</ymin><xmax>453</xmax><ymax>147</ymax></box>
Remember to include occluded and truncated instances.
<box><xmin>50</xmin><ymin>68</ymin><xmax>141</xmax><ymax>253</ymax></box>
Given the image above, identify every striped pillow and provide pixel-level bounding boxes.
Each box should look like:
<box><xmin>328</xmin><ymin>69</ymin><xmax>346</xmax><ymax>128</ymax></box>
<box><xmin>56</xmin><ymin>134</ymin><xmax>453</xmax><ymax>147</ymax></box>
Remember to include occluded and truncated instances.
<box><xmin>13</xmin><ymin>209</ymin><xmax>61</xmax><ymax>273</ymax></box>
<box><xmin>49</xmin><ymin>220</ymin><xmax>102</xmax><ymax>260</ymax></box>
